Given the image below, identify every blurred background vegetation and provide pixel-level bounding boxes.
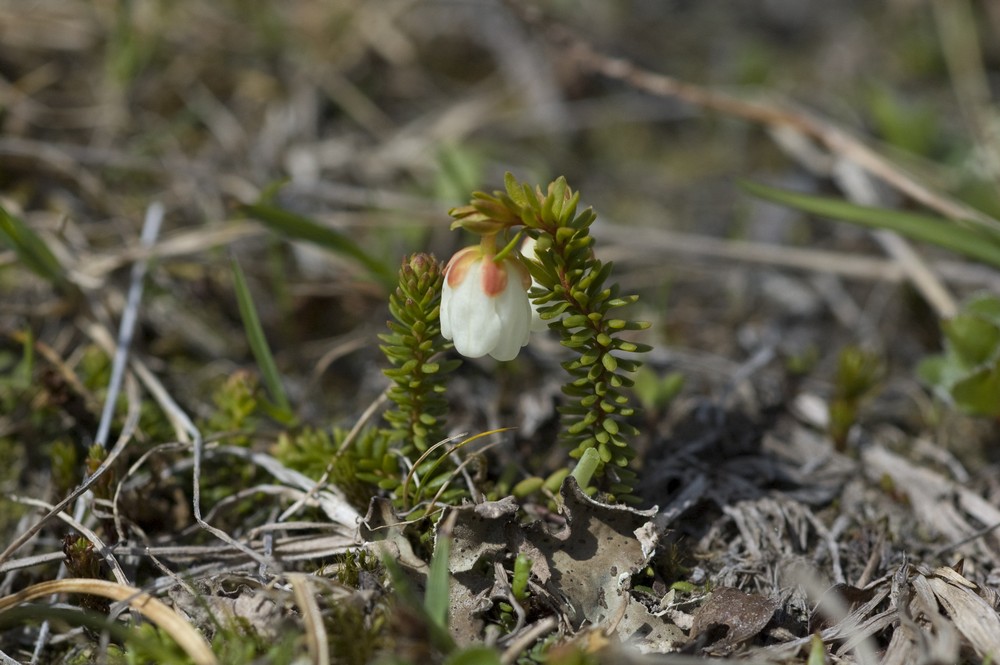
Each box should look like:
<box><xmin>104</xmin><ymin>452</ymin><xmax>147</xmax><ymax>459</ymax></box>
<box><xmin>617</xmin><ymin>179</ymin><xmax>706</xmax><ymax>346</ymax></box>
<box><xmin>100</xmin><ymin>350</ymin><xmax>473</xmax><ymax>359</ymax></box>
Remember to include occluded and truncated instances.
<box><xmin>3</xmin><ymin>0</ymin><xmax>1000</xmax><ymax>661</ymax></box>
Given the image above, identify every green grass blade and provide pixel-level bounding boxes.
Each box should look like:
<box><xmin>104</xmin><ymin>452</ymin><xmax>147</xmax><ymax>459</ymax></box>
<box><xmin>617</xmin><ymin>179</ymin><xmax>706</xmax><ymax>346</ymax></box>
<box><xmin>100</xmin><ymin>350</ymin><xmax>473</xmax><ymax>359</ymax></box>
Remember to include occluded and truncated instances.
<box><xmin>425</xmin><ymin>533</ymin><xmax>451</xmax><ymax>633</ymax></box>
<box><xmin>0</xmin><ymin>205</ymin><xmax>67</xmax><ymax>286</ymax></box>
<box><xmin>741</xmin><ymin>181</ymin><xmax>1000</xmax><ymax>269</ymax></box>
<box><xmin>382</xmin><ymin>553</ymin><xmax>455</xmax><ymax>653</ymax></box>
<box><xmin>242</xmin><ymin>202</ymin><xmax>396</xmax><ymax>290</ymax></box>
<box><xmin>230</xmin><ymin>256</ymin><xmax>293</xmax><ymax>420</ymax></box>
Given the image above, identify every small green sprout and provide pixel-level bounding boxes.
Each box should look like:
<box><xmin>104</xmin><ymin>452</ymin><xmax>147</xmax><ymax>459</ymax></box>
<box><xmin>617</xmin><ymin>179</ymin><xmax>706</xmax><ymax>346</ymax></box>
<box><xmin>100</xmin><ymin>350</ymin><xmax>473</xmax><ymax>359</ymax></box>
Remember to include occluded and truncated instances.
<box><xmin>511</xmin><ymin>553</ymin><xmax>532</xmax><ymax>602</ymax></box>
<box><xmin>829</xmin><ymin>346</ymin><xmax>885</xmax><ymax>451</ymax></box>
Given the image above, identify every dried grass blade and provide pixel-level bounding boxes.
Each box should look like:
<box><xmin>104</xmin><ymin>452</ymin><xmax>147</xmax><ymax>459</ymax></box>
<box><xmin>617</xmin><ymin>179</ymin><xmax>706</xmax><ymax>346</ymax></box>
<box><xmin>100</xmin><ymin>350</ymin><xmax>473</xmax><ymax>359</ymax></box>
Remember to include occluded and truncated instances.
<box><xmin>290</xmin><ymin>574</ymin><xmax>329</xmax><ymax>665</ymax></box>
<box><xmin>528</xmin><ymin>9</ymin><xmax>1000</xmax><ymax>235</ymax></box>
<box><xmin>926</xmin><ymin>572</ymin><xmax>1000</xmax><ymax>658</ymax></box>
<box><xmin>0</xmin><ymin>578</ymin><xmax>217</xmax><ymax>665</ymax></box>
<box><xmin>92</xmin><ymin>201</ymin><xmax>163</xmax><ymax>450</ymax></box>
<box><xmin>11</xmin><ymin>494</ymin><xmax>130</xmax><ymax>586</ymax></box>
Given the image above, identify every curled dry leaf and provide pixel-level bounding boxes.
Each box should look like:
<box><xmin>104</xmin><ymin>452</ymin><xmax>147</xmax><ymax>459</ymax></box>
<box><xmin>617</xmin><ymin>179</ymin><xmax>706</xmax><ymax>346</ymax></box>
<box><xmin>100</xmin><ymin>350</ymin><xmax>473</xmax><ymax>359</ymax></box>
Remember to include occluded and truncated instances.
<box><xmin>169</xmin><ymin>580</ymin><xmax>285</xmax><ymax>643</ymax></box>
<box><xmin>358</xmin><ymin>478</ymin><xmax>662</xmax><ymax>645</ymax></box>
<box><xmin>441</xmin><ymin>496</ymin><xmax>521</xmax><ymax>643</ymax></box>
<box><xmin>359</xmin><ymin>496</ymin><xmax>429</xmax><ymax>574</ymax></box>
<box><xmin>615</xmin><ymin>596</ymin><xmax>687</xmax><ymax>653</ymax></box>
<box><xmin>517</xmin><ymin>477</ymin><xmax>658</xmax><ymax>628</ymax></box>
<box><xmin>445</xmin><ymin>496</ymin><xmax>520</xmax><ymax>574</ymax></box>
<box><xmin>689</xmin><ymin>586</ymin><xmax>778</xmax><ymax>654</ymax></box>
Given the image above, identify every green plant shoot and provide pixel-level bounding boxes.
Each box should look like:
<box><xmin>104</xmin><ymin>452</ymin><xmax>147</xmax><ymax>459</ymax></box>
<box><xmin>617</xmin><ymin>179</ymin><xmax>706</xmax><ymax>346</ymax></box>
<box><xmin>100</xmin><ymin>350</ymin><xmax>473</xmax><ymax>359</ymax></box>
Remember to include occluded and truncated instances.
<box><xmin>445</xmin><ymin>173</ymin><xmax>650</xmax><ymax>501</ymax></box>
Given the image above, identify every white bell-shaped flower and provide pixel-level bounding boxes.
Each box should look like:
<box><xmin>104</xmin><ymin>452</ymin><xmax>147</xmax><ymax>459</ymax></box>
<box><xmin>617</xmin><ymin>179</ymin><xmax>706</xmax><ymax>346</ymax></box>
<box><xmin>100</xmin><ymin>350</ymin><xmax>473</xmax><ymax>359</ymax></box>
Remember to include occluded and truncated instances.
<box><xmin>440</xmin><ymin>246</ymin><xmax>532</xmax><ymax>361</ymax></box>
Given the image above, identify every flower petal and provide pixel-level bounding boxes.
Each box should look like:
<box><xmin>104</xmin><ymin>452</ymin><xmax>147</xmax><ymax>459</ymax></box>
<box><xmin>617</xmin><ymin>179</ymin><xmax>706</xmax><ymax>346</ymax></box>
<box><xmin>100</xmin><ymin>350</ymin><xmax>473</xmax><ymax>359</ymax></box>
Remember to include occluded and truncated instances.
<box><xmin>446</xmin><ymin>260</ymin><xmax>502</xmax><ymax>358</ymax></box>
<box><xmin>440</xmin><ymin>280</ymin><xmax>454</xmax><ymax>341</ymax></box>
<box><xmin>440</xmin><ymin>248</ymin><xmax>536</xmax><ymax>361</ymax></box>
<box><xmin>488</xmin><ymin>260</ymin><xmax>532</xmax><ymax>361</ymax></box>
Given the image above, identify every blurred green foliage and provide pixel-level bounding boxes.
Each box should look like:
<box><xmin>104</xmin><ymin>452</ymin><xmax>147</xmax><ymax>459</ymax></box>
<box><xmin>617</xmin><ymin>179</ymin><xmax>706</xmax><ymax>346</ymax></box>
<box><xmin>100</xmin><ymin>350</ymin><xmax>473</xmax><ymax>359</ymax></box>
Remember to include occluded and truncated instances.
<box><xmin>632</xmin><ymin>367</ymin><xmax>684</xmax><ymax>413</ymax></box>
<box><xmin>866</xmin><ymin>86</ymin><xmax>940</xmax><ymax>157</ymax></box>
<box><xmin>919</xmin><ymin>293</ymin><xmax>1000</xmax><ymax>418</ymax></box>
